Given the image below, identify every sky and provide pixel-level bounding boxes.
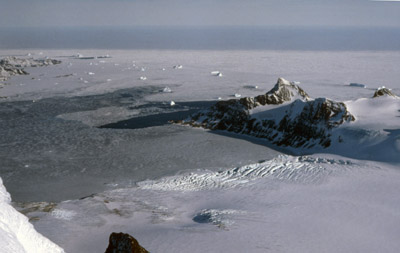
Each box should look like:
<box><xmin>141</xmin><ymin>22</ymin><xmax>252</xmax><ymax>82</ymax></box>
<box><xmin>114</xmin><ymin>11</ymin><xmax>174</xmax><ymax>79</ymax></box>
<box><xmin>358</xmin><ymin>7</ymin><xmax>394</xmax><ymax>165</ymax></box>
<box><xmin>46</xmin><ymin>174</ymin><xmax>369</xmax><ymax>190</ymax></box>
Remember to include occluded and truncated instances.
<box><xmin>0</xmin><ymin>0</ymin><xmax>399</xmax><ymax>28</ymax></box>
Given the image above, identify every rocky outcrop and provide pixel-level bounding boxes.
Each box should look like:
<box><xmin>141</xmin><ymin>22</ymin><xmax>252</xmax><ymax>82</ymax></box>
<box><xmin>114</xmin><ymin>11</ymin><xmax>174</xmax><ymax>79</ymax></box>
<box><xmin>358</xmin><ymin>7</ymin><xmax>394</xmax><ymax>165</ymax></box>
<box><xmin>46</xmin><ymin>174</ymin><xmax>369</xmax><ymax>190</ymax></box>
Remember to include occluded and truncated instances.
<box><xmin>178</xmin><ymin>78</ymin><xmax>355</xmax><ymax>149</ymax></box>
<box><xmin>105</xmin><ymin>232</ymin><xmax>149</xmax><ymax>253</ymax></box>
<box><xmin>0</xmin><ymin>56</ymin><xmax>61</xmax><ymax>81</ymax></box>
<box><xmin>373</xmin><ymin>87</ymin><xmax>398</xmax><ymax>98</ymax></box>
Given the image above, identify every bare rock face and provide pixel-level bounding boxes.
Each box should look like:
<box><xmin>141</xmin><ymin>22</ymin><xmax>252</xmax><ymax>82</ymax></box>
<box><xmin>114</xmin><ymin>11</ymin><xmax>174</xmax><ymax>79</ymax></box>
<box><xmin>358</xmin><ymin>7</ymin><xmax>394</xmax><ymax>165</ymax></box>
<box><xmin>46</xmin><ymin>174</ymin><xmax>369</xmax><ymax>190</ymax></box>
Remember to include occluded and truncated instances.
<box><xmin>178</xmin><ymin>78</ymin><xmax>355</xmax><ymax>149</ymax></box>
<box><xmin>0</xmin><ymin>56</ymin><xmax>61</xmax><ymax>81</ymax></box>
<box><xmin>373</xmin><ymin>87</ymin><xmax>398</xmax><ymax>98</ymax></box>
<box><xmin>105</xmin><ymin>232</ymin><xmax>149</xmax><ymax>253</ymax></box>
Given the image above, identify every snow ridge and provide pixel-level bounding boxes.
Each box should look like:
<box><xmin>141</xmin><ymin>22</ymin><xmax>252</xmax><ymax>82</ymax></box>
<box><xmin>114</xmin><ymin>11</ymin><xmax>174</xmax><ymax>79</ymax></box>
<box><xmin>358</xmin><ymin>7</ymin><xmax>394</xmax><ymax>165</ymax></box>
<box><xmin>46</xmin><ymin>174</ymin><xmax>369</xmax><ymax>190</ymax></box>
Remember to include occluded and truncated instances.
<box><xmin>138</xmin><ymin>155</ymin><xmax>352</xmax><ymax>192</ymax></box>
<box><xmin>0</xmin><ymin>177</ymin><xmax>64</xmax><ymax>253</ymax></box>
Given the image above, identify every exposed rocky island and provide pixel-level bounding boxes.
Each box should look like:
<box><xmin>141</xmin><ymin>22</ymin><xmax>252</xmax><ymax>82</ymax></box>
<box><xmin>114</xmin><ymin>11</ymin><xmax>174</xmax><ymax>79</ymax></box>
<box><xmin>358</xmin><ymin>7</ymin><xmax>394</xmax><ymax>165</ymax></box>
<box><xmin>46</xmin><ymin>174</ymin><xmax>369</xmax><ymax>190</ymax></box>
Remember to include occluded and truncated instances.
<box><xmin>177</xmin><ymin>78</ymin><xmax>357</xmax><ymax>148</ymax></box>
<box><xmin>0</xmin><ymin>56</ymin><xmax>61</xmax><ymax>81</ymax></box>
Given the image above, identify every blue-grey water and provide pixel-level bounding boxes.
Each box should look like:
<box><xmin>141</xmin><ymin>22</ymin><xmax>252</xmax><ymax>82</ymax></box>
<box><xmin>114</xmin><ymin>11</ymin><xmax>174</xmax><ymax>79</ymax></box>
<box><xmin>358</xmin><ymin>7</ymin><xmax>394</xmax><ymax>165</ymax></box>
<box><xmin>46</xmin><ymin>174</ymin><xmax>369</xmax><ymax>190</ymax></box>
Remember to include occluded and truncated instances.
<box><xmin>1</xmin><ymin>26</ymin><xmax>399</xmax><ymax>51</ymax></box>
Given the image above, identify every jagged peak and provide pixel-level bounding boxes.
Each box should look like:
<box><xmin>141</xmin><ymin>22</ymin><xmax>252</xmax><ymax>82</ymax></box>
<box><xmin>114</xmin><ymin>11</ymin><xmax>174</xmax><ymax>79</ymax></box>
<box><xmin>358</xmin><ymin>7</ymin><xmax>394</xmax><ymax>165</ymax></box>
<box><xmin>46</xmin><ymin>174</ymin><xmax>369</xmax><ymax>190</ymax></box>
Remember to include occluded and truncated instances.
<box><xmin>277</xmin><ymin>77</ymin><xmax>291</xmax><ymax>86</ymax></box>
<box><xmin>257</xmin><ymin>78</ymin><xmax>310</xmax><ymax>106</ymax></box>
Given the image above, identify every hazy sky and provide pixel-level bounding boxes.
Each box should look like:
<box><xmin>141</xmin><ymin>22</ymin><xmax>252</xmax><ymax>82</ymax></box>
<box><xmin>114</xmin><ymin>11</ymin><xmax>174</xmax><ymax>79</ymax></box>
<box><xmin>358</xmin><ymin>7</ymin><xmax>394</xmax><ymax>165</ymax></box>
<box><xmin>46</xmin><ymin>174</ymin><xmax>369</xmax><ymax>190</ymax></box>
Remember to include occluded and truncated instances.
<box><xmin>0</xmin><ymin>0</ymin><xmax>399</xmax><ymax>28</ymax></box>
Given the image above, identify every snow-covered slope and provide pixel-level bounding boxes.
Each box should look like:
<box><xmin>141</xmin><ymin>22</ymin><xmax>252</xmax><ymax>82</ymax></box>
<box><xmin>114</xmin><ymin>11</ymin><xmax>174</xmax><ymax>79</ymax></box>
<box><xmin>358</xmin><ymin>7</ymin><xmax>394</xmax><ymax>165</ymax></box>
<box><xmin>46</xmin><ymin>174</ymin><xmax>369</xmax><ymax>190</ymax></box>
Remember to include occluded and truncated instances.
<box><xmin>334</xmin><ymin>90</ymin><xmax>400</xmax><ymax>162</ymax></box>
<box><xmin>0</xmin><ymin>177</ymin><xmax>64</xmax><ymax>253</ymax></box>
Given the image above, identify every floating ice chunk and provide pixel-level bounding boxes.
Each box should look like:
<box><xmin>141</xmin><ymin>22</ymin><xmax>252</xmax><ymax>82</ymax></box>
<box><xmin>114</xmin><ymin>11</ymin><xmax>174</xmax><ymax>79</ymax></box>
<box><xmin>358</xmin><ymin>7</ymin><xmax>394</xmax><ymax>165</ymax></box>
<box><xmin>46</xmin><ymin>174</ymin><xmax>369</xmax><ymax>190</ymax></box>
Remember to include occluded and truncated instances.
<box><xmin>162</xmin><ymin>87</ymin><xmax>172</xmax><ymax>93</ymax></box>
<box><xmin>99</xmin><ymin>60</ymin><xmax>106</xmax><ymax>63</ymax></box>
<box><xmin>162</xmin><ymin>68</ymin><xmax>166</xmax><ymax>71</ymax></box>
<box><xmin>350</xmin><ymin>83</ymin><xmax>367</xmax><ymax>88</ymax></box>
<box><xmin>139</xmin><ymin>76</ymin><xmax>147</xmax><ymax>81</ymax></box>
<box><xmin>87</xmin><ymin>72</ymin><xmax>95</xmax><ymax>75</ymax></box>
<box><xmin>211</xmin><ymin>71</ymin><xmax>223</xmax><ymax>77</ymax></box>
<box><xmin>141</xmin><ymin>67</ymin><xmax>146</xmax><ymax>72</ymax></box>
<box><xmin>114</xmin><ymin>63</ymin><xmax>119</xmax><ymax>66</ymax></box>
<box><xmin>173</xmin><ymin>65</ymin><xmax>183</xmax><ymax>69</ymax></box>
<box><xmin>234</xmin><ymin>93</ymin><xmax>241</xmax><ymax>98</ymax></box>
<box><xmin>84</xmin><ymin>80</ymin><xmax>89</xmax><ymax>84</ymax></box>
<box><xmin>218</xmin><ymin>97</ymin><xmax>222</xmax><ymax>100</ymax></box>
<box><xmin>170</xmin><ymin>101</ymin><xmax>175</xmax><ymax>106</ymax></box>
<box><xmin>291</xmin><ymin>81</ymin><xmax>301</xmax><ymax>85</ymax></box>
<box><xmin>107</xmin><ymin>79</ymin><xmax>112</xmax><ymax>82</ymax></box>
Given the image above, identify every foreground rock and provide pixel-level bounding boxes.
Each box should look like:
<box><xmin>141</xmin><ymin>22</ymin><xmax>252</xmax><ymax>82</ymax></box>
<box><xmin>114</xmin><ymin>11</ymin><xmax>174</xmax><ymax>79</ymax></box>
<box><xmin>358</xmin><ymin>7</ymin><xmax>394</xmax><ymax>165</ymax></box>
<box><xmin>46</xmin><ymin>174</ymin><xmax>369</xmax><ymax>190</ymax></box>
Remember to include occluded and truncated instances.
<box><xmin>177</xmin><ymin>78</ymin><xmax>355</xmax><ymax>148</ymax></box>
<box><xmin>0</xmin><ymin>56</ymin><xmax>61</xmax><ymax>81</ymax></box>
<box><xmin>105</xmin><ymin>232</ymin><xmax>149</xmax><ymax>253</ymax></box>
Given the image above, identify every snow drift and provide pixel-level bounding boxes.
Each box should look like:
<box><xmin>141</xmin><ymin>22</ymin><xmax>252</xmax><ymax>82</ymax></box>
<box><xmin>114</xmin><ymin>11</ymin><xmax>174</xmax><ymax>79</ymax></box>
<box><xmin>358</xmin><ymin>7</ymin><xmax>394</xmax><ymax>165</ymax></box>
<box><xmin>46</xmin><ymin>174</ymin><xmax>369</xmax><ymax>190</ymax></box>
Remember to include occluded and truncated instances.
<box><xmin>0</xmin><ymin>177</ymin><xmax>64</xmax><ymax>253</ymax></box>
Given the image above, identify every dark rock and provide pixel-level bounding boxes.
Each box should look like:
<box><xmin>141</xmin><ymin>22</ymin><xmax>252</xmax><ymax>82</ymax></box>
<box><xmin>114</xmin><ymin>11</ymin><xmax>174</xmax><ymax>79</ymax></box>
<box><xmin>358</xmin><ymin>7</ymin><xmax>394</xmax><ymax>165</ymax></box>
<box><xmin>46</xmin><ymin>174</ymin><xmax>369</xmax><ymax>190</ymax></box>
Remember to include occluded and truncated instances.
<box><xmin>373</xmin><ymin>87</ymin><xmax>398</xmax><ymax>98</ymax></box>
<box><xmin>105</xmin><ymin>232</ymin><xmax>149</xmax><ymax>253</ymax></box>
<box><xmin>178</xmin><ymin>78</ymin><xmax>355</xmax><ymax>149</ymax></box>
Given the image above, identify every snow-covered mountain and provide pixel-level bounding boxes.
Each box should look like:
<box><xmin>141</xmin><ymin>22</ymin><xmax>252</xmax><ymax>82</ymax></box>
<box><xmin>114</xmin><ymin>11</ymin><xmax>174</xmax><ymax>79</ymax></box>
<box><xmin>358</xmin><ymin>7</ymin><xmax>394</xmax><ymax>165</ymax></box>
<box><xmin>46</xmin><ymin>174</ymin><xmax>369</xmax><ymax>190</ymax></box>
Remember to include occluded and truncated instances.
<box><xmin>0</xmin><ymin>177</ymin><xmax>64</xmax><ymax>253</ymax></box>
<box><xmin>178</xmin><ymin>78</ymin><xmax>399</xmax><ymax>161</ymax></box>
